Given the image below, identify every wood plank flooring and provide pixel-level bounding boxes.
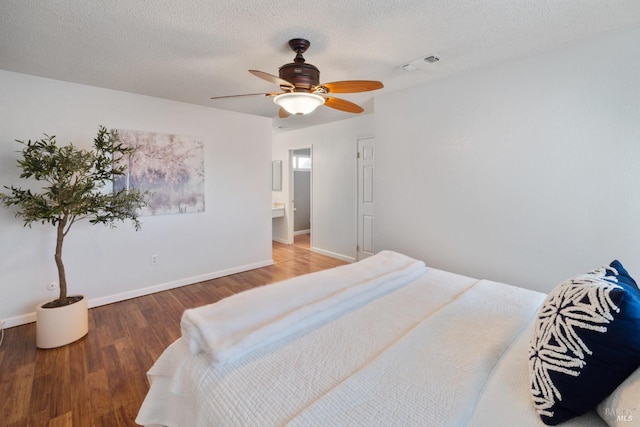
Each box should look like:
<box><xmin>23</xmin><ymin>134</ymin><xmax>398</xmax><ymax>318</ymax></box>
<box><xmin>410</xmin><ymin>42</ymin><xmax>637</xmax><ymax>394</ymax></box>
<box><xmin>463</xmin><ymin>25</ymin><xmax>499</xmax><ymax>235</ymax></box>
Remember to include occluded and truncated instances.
<box><xmin>0</xmin><ymin>236</ymin><xmax>346</xmax><ymax>426</ymax></box>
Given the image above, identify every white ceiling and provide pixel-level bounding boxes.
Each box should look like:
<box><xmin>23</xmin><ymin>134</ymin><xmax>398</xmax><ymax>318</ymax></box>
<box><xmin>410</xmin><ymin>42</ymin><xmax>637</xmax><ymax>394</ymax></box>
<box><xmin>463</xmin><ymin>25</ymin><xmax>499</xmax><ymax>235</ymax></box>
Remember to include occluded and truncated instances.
<box><xmin>2</xmin><ymin>1</ymin><xmax>640</xmax><ymax>133</ymax></box>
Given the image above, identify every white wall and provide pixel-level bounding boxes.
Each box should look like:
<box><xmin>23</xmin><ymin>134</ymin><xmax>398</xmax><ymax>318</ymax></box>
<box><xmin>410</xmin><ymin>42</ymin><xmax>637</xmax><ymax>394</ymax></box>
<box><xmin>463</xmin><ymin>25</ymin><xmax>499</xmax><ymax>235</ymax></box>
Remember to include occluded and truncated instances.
<box><xmin>375</xmin><ymin>26</ymin><xmax>640</xmax><ymax>293</ymax></box>
<box><xmin>0</xmin><ymin>70</ymin><xmax>273</xmax><ymax>327</ymax></box>
<box><xmin>272</xmin><ymin>115</ymin><xmax>374</xmax><ymax>261</ymax></box>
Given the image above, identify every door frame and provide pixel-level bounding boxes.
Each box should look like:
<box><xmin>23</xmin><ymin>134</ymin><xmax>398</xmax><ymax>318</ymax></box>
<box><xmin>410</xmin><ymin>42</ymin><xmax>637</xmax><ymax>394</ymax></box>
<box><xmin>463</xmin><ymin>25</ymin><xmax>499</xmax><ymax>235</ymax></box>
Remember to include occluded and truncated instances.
<box><xmin>288</xmin><ymin>146</ymin><xmax>313</xmax><ymax>245</ymax></box>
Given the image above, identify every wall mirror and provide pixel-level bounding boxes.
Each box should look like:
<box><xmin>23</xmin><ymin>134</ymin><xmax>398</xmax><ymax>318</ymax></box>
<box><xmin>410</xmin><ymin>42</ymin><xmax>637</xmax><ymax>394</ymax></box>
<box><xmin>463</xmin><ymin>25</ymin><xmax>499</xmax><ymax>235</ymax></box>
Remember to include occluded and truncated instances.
<box><xmin>272</xmin><ymin>160</ymin><xmax>282</xmax><ymax>191</ymax></box>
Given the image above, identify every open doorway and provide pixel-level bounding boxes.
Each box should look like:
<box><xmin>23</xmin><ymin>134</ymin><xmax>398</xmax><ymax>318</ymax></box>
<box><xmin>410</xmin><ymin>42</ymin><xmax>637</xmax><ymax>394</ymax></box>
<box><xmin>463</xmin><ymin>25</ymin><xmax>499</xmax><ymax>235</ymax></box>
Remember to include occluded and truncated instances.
<box><xmin>289</xmin><ymin>147</ymin><xmax>312</xmax><ymax>248</ymax></box>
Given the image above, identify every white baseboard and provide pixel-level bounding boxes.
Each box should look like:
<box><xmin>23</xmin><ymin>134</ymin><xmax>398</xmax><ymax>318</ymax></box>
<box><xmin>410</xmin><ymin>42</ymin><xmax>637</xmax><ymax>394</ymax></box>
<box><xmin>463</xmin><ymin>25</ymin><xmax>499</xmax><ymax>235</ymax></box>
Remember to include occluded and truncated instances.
<box><xmin>311</xmin><ymin>247</ymin><xmax>356</xmax><ymax>263</ymax></box>
<box><xmin>2</xmin><ymin>259</ymin><xmax>274</xmax><ymax>329</ymax></box>
<box><xmin>272</xmin><ymin>237</ymin><xmax>289</xmax><ymax>244</ymax></box>
<box><xmin>3</xmin><ymin>312</ymin><xmax>35</xmax><ymax>329</ymax></box>
<box><xmin>293</xmin><ymin>229</ymin><xmax>310</xmax><ymax>236</ymax></box>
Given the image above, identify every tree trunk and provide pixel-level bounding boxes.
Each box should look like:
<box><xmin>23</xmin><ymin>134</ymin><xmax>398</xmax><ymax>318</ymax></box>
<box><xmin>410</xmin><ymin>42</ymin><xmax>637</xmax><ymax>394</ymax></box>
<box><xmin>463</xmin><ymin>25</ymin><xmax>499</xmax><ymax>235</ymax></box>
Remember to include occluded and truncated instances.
<box><xmin>55</xmin><ymin>220</ymin><xmax>68</xmax><ymax>305</ymax></box>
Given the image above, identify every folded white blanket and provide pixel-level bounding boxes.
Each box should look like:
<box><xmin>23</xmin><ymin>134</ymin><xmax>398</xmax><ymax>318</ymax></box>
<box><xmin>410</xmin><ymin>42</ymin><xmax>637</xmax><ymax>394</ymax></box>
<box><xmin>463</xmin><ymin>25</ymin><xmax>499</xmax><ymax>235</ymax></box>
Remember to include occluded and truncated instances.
<box><xmin>180</xmin><ymin>250</ymin><xmax>426</xmax><ymax>365</ymax></box>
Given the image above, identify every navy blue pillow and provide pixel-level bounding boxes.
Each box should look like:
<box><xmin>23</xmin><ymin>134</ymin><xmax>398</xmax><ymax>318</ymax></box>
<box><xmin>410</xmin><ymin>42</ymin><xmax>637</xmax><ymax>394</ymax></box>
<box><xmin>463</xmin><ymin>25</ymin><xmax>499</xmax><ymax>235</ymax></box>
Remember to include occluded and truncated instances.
<box><xmin>529</xmin><ymin>260</ymin><xmax>640</xmax><ymax>425</ymax></box>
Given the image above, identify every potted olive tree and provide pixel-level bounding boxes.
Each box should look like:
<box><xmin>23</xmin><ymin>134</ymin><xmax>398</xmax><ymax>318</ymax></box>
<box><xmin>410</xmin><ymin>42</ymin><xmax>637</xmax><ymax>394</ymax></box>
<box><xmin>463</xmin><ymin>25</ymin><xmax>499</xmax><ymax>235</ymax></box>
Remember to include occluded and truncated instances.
<box><xmin>0</xmin><ymin>126</ymin><xmax>147</xmax><ymax>348</ymax></box>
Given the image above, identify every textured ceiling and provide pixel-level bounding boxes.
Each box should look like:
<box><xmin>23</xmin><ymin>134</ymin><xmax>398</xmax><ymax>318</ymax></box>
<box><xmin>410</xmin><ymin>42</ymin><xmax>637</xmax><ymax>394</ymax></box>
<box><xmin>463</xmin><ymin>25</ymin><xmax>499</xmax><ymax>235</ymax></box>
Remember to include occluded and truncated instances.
<box><xmin>2</xmin><ymin>1</ymin><xmax>640</xmax><ymax>133</ymax></box>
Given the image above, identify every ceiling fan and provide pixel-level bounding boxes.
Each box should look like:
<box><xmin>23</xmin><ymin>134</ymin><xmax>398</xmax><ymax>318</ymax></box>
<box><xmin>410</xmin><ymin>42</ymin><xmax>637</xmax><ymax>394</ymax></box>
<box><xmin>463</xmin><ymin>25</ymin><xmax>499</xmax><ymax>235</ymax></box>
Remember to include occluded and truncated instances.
<box><xmin>210</xmin><ymin>38</ymin><xmax>384</xmax><ymax>118</ymax></box>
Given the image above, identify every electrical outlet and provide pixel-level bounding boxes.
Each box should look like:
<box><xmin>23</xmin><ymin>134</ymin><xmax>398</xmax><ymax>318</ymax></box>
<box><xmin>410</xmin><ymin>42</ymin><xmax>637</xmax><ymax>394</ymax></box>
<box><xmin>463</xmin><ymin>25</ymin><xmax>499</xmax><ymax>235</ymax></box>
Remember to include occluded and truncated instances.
<box><xmin>47</xmin><ymin>282</ymin><xmax>58</xmax><ymax>291</ymax></box>
<box><xmin>151</xmin><ymin>255</ymin><xmax>158</xmax><ymax>266</ymax></box>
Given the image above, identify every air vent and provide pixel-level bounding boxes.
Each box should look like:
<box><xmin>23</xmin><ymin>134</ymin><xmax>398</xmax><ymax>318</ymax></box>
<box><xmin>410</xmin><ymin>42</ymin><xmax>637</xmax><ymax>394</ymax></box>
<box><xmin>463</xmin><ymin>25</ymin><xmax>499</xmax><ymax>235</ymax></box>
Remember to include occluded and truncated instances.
<box><xmin>399</xmin><ymin>54</ymin><xmax>440</xmax><ymax>72</ymax></box>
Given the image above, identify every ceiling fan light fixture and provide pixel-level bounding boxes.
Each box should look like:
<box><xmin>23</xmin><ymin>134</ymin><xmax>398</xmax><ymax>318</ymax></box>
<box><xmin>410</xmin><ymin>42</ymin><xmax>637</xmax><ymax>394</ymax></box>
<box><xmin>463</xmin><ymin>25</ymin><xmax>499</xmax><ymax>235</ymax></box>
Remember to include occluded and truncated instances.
<box><xmin>274</xmin><ymin>92</ymin><xmax>325</xmax><ymax>115</ymax></box>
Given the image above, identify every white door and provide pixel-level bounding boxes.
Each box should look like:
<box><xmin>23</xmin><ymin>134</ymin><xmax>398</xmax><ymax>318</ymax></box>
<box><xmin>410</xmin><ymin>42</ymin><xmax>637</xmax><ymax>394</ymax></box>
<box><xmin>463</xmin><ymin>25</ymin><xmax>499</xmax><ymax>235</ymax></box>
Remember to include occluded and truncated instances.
<box><xmin>357</xmin><ymin>137</ymin><xmax>375</xmax><ymax>260</ymax></box>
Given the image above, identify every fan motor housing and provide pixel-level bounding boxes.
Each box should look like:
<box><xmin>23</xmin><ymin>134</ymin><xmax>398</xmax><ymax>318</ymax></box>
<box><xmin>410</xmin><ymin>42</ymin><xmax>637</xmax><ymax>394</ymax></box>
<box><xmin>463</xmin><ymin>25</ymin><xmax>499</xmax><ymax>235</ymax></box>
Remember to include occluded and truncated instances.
<box><xmin>279</xmin><ymin>62</ymin><xmax>319</xmax><ymax>91</ymax></box>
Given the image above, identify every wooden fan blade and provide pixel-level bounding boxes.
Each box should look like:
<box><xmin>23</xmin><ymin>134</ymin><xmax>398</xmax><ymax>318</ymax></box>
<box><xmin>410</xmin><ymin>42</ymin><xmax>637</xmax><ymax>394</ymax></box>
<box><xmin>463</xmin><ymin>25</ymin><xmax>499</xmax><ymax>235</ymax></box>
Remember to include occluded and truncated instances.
<box><xmin>210</xmin><ymin>92</ymin><xmax>279</xmax><ymax>100</ymax></box>
<box><xmin>249</xmin><ymin>70</ymin><xmax>294</xmax><ymax>89</ymax></box>
<box><xmin>278</xmin><ymin>107</ymin><xmax>290</xmax><ymax>118</ymax></box>
<box><xmin>323</xmin><ymin>96</ymin><xmax>364</xmax><ymax>114</ymax></box>
<box><xmin>317</xmin><ymin>80</ymin><xmax>383</xmax><ymax>93</ymax></box>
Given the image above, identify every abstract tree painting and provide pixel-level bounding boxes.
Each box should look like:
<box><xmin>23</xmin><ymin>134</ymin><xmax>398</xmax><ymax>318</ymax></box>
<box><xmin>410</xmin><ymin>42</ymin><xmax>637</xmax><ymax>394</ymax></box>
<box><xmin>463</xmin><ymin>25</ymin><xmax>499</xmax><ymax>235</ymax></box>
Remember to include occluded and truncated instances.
<box><xmin>114</xmin><ymin>129</ymin><xmax>205</xmax><ymax>216</ymax></box>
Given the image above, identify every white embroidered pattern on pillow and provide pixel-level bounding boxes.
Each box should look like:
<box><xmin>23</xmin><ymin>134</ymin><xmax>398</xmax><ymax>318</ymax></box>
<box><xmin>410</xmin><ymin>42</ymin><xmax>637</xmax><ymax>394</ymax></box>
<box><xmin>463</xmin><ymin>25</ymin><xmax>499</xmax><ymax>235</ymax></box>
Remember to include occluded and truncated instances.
<box><xmin>529</xmin><ymin>266</ymin><xmax>621</xmax><ymax>417</ymax></box>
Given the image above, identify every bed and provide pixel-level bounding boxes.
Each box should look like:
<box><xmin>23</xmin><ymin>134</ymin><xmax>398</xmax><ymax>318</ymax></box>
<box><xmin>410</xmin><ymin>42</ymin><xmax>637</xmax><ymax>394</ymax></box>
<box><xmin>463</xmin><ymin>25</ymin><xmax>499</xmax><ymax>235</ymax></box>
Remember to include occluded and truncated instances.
<box><xmin>136</xmin><ymin>251</ymin><xmax>640</xmax><ymax>426</ymax></box>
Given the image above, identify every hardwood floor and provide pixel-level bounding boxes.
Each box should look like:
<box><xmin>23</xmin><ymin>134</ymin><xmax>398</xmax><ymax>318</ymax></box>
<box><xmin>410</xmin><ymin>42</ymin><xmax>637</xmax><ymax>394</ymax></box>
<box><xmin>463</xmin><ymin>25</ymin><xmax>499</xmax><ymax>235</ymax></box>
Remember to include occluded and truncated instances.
<box><xmin>0</xmin><ymin>237</ymin><xmax>345</xmax><ymax>427</ymax></box>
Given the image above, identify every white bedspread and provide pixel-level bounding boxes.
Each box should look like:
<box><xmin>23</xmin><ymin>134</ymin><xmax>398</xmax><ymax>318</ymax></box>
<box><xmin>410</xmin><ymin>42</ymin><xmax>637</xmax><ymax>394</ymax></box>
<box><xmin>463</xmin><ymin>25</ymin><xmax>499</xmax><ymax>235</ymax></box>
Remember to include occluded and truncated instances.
<box><xmin>137</xmin><ymin>265</ymin><xmax>607</xmax><ymax>427</ymax></box>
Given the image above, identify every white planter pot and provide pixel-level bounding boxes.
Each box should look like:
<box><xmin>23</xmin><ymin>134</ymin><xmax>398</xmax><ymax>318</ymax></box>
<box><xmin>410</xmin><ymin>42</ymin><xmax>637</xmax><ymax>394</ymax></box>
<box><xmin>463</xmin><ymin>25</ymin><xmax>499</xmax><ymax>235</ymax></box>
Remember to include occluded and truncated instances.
<box><xmin>35</xmin><ymin>295</ymin><xmax>89</xmax><ymax>349</ymax></box>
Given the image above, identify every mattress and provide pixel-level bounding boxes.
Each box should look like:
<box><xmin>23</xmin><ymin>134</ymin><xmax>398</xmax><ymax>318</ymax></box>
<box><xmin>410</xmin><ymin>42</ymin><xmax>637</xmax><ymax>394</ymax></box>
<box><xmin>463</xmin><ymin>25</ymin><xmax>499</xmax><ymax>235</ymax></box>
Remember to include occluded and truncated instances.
<box><xmin>136</xmin><ymin>262</ymin><xmax>606</xmax><ymax>426</ymax></box>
